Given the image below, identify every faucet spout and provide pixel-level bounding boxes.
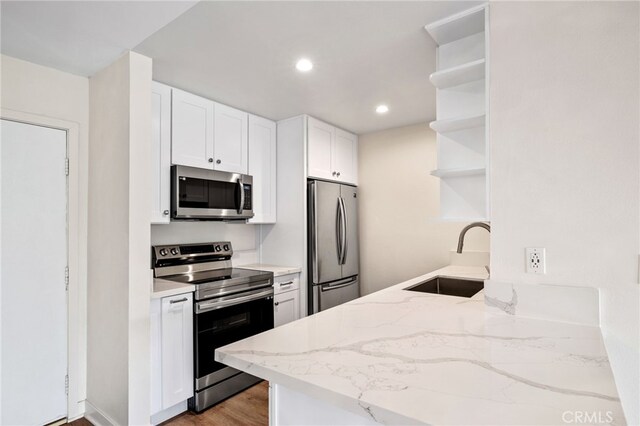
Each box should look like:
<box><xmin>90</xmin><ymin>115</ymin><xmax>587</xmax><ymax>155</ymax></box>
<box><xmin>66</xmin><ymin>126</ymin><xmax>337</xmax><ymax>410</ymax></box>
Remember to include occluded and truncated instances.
<box><xmin>457</xmin><ymin>222</ymin><xmax>490</xmax><ymax>254</ymax></box>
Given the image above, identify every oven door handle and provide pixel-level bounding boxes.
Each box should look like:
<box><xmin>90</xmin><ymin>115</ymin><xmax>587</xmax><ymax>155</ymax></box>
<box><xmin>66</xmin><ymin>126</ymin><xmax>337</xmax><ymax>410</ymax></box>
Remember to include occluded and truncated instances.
<box><xmin>196</xmin><ymin>287</ymin><xmax>273</xmax><ymax>313</ymax></box>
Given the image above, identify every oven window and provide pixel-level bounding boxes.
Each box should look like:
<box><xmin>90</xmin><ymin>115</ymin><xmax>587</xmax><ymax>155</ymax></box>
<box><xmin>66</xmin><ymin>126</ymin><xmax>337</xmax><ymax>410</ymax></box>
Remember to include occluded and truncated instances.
<box><xmin>195</xmin><ymin>296</ymin><xmax>273</xmax><ymax>380</ymax></box>
<box><xmin>179</xmin><ymin>177</ymin><xmax>239</xmax><ymax>210</ymax></box>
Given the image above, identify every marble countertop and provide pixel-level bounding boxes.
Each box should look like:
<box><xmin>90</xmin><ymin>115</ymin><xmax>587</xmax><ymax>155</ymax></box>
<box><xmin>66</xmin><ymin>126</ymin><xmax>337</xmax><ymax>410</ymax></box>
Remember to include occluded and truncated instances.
<box><xmin>151</xmin><ymin>277</ymin><xmax>195</xmax><ymax>299</ymax></box>
<box><xmin>237</xmin><ymin>263</ymin><xmax>302</xmax><ymax>278</ymax></box>
<box><xmin>216</xmin><ymin>265</ymin><xmax>624</xmax><ymax>425</ymax></box>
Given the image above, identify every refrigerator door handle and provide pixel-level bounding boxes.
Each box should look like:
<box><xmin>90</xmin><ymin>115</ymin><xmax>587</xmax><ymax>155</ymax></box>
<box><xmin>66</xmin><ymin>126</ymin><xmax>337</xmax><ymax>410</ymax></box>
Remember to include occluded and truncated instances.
<box><xmin>336</xmin><ymin>197</ymin><xmax>343</xmax><ymax>264</ymax></box>
<box><xmin>339</xmin><ymin>197</ymin><xmax>347</xmax><ymax>265</ymax></box>
<box><xmin>310</xmin><ymin>182</ymin><xmax>319</xmax><ymax>283</ymax></box>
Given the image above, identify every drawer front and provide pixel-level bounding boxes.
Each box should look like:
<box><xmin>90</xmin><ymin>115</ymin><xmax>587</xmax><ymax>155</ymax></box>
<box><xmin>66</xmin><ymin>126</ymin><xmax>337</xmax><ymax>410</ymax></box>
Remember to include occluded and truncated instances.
<box><xmin>273</xmin><ymin>273</ymin><xmax>300</xmax><ymax>295</ymax></box>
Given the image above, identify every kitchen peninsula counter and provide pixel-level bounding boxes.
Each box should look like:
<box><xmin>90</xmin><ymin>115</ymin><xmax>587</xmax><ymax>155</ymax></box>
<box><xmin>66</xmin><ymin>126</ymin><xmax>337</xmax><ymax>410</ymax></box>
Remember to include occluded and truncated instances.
<box><xmin>216</xmin><ymin>265</ymin><xmax>623</xmax><ymax>425</ymax></box>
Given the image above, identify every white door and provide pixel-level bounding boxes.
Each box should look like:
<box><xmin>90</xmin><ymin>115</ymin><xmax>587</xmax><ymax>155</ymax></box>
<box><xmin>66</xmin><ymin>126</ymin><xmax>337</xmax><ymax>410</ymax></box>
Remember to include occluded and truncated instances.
<box><xmin>172</xmin><ymin>89</ymin><xmax>214</xmax><ymax>169</ymax></box>
<box><xmin>307</xmin><ymin>117</ymin><xmax>334</xmax><ymax>181</ymax></box>
<box><xmin>248</xmin><ymin>115</ymin><xmax>276</xmax><ymax>224</ymax></box>
<box><xmin>213</xmin><ymin>103</ymin><xmax>248</xmax><ymax>174</ymax></box>
<box><xmin>151</xmin><ymin>82</ymin><xmax>172</xmax><ymax>224</ymax></box>
<box><xmin>1</xmin><ymin>119</ymin><xmax>68</xmax><ymax>425</ymax></box>
<box><xmin>333</xmin><ymin>129</ymin><xmax>358</xmax><ymax>185</ymax></box>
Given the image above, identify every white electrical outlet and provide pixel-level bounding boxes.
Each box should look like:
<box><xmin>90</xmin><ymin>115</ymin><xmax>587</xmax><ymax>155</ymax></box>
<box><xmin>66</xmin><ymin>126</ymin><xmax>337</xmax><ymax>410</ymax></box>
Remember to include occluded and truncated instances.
<box><xmin>526</xmin><ymin>248</ymin><xmax>546</xmax><ymax>274</ymax></box>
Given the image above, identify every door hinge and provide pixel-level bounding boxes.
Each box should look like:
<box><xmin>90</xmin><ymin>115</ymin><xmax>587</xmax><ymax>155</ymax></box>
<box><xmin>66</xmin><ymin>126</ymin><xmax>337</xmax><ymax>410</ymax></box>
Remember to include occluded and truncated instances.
<box><xmin>65</xmin><ymin>266</ymin><xmax>69</xmax><ymax>291</ymax></box>
<box><xmin>65</xmin><ymin>158</ymin><xmax>69</xmax><ymax>176</ymax></box>
<box><xmin>65</xmin><ymin>374</ymin><xmax>69</xmax><ymax>395</ymax></box>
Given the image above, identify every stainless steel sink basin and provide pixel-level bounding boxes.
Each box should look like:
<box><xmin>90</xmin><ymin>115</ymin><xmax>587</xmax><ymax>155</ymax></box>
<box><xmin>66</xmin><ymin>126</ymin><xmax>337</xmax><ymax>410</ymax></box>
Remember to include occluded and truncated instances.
<box><xmin>404</xmin><ymin>276</ymin><xmax>484</xmax><ymax>298</ymax></box>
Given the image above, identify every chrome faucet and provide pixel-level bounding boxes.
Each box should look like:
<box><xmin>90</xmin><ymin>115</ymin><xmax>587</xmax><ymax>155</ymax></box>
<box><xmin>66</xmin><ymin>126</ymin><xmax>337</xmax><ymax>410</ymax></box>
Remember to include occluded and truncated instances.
<box><xmin>457</xmin><ymin>222</ymin><xmax>491</xmax><ymax>253</ymax></box>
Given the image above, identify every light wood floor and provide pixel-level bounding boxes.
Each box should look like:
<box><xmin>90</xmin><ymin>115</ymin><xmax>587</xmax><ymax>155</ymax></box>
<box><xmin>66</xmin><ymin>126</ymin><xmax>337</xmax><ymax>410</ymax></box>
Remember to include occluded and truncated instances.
<box><xmin>69</xmin><ymin>381</ymin><xmax>268</xmax><ymax>426</ymax></box>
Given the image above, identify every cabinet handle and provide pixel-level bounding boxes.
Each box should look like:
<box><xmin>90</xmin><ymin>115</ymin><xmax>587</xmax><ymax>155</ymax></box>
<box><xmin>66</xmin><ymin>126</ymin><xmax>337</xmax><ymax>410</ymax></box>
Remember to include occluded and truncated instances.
<box><xmin>216</xmin><ymin>159</ymin><xmax>221</xmax><ymax>164</ymax></box>
<box><xmin>274</xmin><ymin>301</ymin><xmax>280</xmax><ymax>306</ymax></box>
<box><xmin>332</xmin><ymin>171</ymin><xmax>337</xmax><ymax>176</ymax></box>
<box><xmin>208</xmin><ymin>158</ymin><xmax>214</xmax><ymax>163</ymax></box>
<box><xmin>170</xmin><ymin>297</ymin><xmax>188</xmax><ymax>304</ymax></box>
<box><xmin>337</xmin><ymin>172</ymin><xmax>341</xmax><ymax>177</ymax></box>
<box><xmin>163</xmin><ymin>210</ymin><xmax>169</xmax><ymax>216</ymax></box>
<box><xmin>279</xmin><ymin>281</ymin><xmax>294</xmax><ymax>287</ymax></box>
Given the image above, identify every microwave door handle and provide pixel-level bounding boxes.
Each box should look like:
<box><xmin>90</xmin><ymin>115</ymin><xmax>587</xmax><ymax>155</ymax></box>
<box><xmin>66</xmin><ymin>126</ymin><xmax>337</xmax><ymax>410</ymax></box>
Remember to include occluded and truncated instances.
<box><xmin>237</xmin><ymin>178</ymin><xmax>244</xmax><ymax>214</ymax></box>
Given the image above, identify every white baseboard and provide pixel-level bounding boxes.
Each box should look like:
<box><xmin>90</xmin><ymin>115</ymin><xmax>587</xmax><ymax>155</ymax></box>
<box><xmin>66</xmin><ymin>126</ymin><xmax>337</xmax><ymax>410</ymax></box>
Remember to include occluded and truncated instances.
<box><xmin>150</xmin><ymin>400</ymin><xmax>187</xmax><ymax>425</ymax></box>
<box><xmin>84</xmin><ymin>401</ymin><xmax>116</xmax><ymax>426</ymax></box>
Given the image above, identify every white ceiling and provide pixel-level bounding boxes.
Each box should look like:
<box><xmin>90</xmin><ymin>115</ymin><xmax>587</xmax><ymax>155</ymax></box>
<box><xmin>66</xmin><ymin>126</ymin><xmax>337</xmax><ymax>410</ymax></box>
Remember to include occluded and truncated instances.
<box><xmin>0</xmin><ymin>1</ymin><xmax>198</xmax><ymax>76</ymax></box>
<box><xmin>134</xmin><ymin>1</ymin><xmax>480</xmax><ymax>134</ymax></box>
<box><xmin>1</xmin><ymin>1</ymin><xmax>481</xmax><ymax>134</ymax></box>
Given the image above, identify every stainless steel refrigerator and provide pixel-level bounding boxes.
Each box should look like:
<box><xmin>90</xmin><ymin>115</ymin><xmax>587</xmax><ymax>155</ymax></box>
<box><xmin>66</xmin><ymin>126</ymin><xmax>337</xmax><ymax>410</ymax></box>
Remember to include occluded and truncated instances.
<box><xmin>308</xmin><ymin>180</ymin><xmax>360</xmax><ymax>314</ymax></box>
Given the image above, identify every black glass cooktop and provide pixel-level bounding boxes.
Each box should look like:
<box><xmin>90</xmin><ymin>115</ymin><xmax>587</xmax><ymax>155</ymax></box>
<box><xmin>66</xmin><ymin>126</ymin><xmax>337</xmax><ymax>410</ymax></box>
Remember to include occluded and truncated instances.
<box><xmin>163</xmin><ymin>268</ymin><xmax>270</xmax><ymax>285</ymax></box>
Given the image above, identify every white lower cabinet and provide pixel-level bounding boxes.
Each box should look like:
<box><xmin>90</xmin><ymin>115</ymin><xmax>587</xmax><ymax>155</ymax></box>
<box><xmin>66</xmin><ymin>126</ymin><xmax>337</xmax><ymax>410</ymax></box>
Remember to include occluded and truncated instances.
<box><xmin>150</xmin><ymin>292</ymin><xmax>194</xmax><ymax>419</ymax></box>
<box><xmin>273</xmin><ymin>273</ymin><xmax>301</xmax><ymax>327</ymax></box>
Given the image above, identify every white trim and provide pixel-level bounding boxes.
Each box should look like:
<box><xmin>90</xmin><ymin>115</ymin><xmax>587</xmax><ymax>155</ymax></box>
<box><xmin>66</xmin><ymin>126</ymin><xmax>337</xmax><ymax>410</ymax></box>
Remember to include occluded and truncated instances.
<box><xmin>0</xmin><ymin>108</ymin><xmax>85</xmax><ymax>420</ymax></box>
<box><xmin>84</xmin><ymin>401</ymin><xmax>115</xmax><ymax>426</ymax></box>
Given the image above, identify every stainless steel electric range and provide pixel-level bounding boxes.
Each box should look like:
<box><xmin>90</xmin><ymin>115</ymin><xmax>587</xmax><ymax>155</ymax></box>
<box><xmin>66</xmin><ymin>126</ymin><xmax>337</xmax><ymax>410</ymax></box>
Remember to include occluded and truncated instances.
<box><xmin>152</xmin><ymin>241</ymin><xmax>274</xmax><ymax>413</ymax></box>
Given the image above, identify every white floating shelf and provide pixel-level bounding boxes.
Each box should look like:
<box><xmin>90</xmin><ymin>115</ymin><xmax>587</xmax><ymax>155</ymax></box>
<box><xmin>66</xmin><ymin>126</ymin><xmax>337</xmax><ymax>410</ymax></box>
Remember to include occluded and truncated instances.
<box><xmin>430</xmin><ymin>59</ymin><xmax>485</xmax><ymax>89</ymax></box>
<box><xmin>429</xmin><ymin>114</ymin><xmax>485</xmax><ymax>133</ymax></box>
<box><xmin>425</xmin><ymin>5</ymin><xmax>486</xmax><ymax>46</ymax></box>
<box><xmin>430</xmin><ymin>167</ymin><xmax>486</xmax><ymax>178</ymax></box>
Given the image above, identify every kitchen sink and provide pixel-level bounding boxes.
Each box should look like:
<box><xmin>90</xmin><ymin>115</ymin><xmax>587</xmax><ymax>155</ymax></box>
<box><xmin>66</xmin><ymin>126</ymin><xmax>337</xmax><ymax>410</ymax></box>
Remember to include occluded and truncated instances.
<box><xmin>404</xmin><ymin>276</ymin><xmax>484</xmax><ymax>298</ymax></box>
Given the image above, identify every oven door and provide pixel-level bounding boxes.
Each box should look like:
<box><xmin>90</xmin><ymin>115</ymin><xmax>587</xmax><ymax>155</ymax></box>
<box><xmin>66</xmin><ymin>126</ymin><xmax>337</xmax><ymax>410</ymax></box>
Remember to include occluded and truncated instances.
<box><xmin>194</xmin><ymin>285</ymin><xmax>274</xmax><ymax>391</ymax></box>
<box><xmin>172</xmin><ymin>165</ymin><xmax>254</xmax><ymax>220</ymax></box>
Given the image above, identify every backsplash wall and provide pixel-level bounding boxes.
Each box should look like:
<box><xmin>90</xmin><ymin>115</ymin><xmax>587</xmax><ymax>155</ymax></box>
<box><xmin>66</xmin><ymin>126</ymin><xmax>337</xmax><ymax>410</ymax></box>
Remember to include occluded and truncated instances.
<box><xmin>151</xmin><ymin>222</ymin><xmax>260</xmax><ymax>265</ymax></box>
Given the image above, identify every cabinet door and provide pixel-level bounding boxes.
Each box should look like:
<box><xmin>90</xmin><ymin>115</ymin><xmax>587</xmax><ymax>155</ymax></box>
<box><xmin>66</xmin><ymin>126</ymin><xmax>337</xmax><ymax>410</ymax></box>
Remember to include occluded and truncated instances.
<box><xmin>333</xmin><ymin>128</ymin><xmax>358</xmax><ymax>185</ymax></box>
<box><xmin>172</xmin><ymin>89</ymin><xmax>214</xmax><ymax>169</ymax></box>
<box><xmin>161</xmin><ymin>293</ymin><xmax>194</xmax><ymax>409</ymax></box>
<box><xmin>248</xmin><ymin>115</ymin><xmax>276</xmax><ymax>224</ymax></box>
<box><xmin>274</xmin><ymin>289</ymin><xmax>300</xmax><ymax>327</ymax></box>
<box><xmin>213</xmin><ymin>103</ymin><xmax>248</xmax><ymax>174</ymax></box>
<box><xmin>151</xmin><ymin>82</ymin><xmax>172</xmax><ymax>224</ymax></box>
<box><xmin>307</xmin><ymin>117</ymin><xmax>334</xmax><ymax>180</ymax></box>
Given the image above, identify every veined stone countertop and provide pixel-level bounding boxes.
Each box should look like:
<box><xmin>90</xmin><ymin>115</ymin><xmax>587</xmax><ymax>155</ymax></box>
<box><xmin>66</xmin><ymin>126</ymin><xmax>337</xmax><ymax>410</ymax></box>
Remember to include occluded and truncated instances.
<box><xmin>237</xmin><ymin>263</ymin><xmax>302</xmax><ymax>278</ymax></box>
<box><xmin>215</xmin><ymin>265</ymin><xmax>624</xmax><ymax>425</ymax></box>
<box><xmin>151</xmin><ymin>277</ymin><xmax>195</xmax><ymax>299</ymax></box>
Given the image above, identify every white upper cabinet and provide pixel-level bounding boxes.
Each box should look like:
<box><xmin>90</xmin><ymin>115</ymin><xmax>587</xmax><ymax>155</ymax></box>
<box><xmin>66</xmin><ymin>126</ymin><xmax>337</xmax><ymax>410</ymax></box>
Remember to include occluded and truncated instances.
<box><xmin>333</xmin><ymin>128</ymin><xmax>358</xmax><ymax>185</ymax></box>
<box><xmin>151</xmin><ymin>82</ymin><xmax>172</xmax><ymax>224</ymax></box>
<box><xmin>307</xmin><ymin>116</ymin><xmax>358</xmax><ymax>185</ymax></box>
<box><xmin>171</xmin><ymin>88</ymin><xmax>214</xmax><ymax>169</ymax></box>
<box><xmin>213</xmin><ymin>103</ymin><xmax>248</xmax><ymax>174</ymax></box>
<box><xmin>248</xmin><ymin>115</ymin><xmax>277</xmax><ymax>224</ymax></box>
<box><xmin>307</xmin><ymin>117</ymin><xmax>334</xmax><ymax>181</ymax></box>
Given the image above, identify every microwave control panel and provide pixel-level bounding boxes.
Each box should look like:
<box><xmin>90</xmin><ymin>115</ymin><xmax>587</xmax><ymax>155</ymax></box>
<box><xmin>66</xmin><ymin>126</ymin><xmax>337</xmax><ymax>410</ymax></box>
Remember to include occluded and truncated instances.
<box><xmin>243</xmin><ymin>184</ymin><xmax>252</xmax><ymax>210</ymax></box>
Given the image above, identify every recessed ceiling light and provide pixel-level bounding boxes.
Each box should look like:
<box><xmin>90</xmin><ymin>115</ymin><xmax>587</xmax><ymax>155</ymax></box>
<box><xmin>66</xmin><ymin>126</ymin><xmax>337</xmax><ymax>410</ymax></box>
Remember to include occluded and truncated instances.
<box><xmin>376</xmin><ymin>104</ymin><xmax>389</xmax><ymax>114</ymax></box>
<box><xmin>296</xmin><ymin>58</ymin><xmax>313</xmax><ymax>72</ymax></box>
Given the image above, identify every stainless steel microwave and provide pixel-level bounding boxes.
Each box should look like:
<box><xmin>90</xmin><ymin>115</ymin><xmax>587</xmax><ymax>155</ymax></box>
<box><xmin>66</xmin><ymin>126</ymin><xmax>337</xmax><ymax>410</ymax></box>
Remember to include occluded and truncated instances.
<box><xmin>171</xmin><ymin>165</ymin><xmax>254</xmax><ymax>221</ymax></box>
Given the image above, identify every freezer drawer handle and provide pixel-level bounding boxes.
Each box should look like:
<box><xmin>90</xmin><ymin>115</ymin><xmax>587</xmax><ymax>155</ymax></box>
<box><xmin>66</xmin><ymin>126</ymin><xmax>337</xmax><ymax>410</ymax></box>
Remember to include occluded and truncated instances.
<box><xmin>323</xmin><ymin>280</ymin><xmax>355</xmax><ymax>291</ymax></box>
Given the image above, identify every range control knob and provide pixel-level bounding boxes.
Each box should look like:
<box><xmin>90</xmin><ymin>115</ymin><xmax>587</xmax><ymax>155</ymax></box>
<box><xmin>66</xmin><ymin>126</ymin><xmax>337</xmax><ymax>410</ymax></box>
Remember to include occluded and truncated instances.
<box><xmin>223</xmin><ymin>244</ymin><xmax>230</xmax><ymax>251</ymax></box>
<box><xmin>159</xmin><ymin>248</ymin><xmax>168</xmax><ymax>256</ymax></box>
<box><xmin>215</xmin><ymin>245</ymin><xmax>222</xmax><ymax>252</ymax></box>
<box><xmin>170</xmin><ymin>248</ymin><xmax>179</xmax><ymax>256</ymax></box>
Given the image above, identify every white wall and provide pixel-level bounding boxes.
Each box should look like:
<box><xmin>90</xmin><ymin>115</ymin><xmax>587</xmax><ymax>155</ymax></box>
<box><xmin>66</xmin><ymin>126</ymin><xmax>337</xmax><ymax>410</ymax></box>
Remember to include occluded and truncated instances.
<box><xmin>358</xmin><ymin>123</ymin><xmax>490</xmax><ymax>295</ymax></box>
<box><xmin>87</xmin><ymin>51</ymin><xmax>152</xmax><ymax>425</ymax></box>
<box><xmin>0</xmin><ymin>54</ymin><xmax>89</xmax><ymax>420</ymax></box>
<box><xmin>489</xmin><ymin>2</ymin><xmax>639</xmax><ymax>423</ymax></box>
